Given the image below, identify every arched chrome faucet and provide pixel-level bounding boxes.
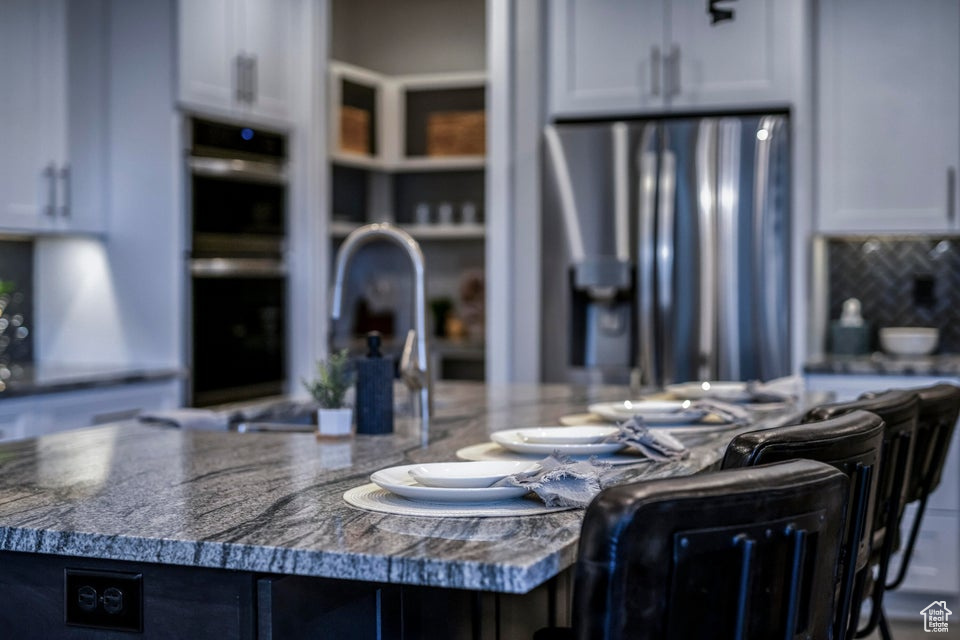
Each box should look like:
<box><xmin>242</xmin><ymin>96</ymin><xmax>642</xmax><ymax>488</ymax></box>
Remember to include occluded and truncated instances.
<box><xmin>330</xmin><ymin>223</ymin><xmax>433</xmax><ymax>443</ymax></box>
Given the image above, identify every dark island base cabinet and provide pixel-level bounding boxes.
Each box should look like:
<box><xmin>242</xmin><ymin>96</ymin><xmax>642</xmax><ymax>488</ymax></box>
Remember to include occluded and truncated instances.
<box><xmin>0</xmin><ymin>551</ymin><xmax>568</xmax><ymax>639</ymax></box>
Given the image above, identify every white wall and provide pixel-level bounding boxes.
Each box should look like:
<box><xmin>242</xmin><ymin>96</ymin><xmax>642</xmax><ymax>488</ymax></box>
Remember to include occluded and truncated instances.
<box><xmin>331</xmin><ymin>0</ymin><xmax>486</xmax><ymax>74</ymax></box>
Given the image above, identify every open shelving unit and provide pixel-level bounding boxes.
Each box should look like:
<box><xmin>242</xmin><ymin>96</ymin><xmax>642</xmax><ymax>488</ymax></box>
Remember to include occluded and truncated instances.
<box><xmin>327</xmin><ymin>60</ymin><xmax>487</xmax><ymax>380</ymax></box>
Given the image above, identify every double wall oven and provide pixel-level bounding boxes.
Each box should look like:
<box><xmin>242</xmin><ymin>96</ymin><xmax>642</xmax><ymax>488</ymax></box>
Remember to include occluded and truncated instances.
<box><xmin>187</xmin><ymin>118</ymin><xmax>287</xmax><ymax>407</ymax></box>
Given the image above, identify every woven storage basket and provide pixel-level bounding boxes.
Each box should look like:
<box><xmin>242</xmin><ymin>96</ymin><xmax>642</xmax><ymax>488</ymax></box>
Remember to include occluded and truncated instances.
<box><xmin>426</xmin><ymin>111</ymin><xmax>485</xmax><ymax>156</ymax></box>
<box><xmin>339</xmin><ymin>106</ymin><xmax>370</xmax><ymax>155</ymax></box>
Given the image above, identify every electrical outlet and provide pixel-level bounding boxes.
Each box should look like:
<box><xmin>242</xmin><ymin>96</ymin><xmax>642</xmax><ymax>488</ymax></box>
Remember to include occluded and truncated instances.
<box><xmin>65</xmin><ymin>569</ymin><xmax>142</xmax><ymax>632</ymax></box>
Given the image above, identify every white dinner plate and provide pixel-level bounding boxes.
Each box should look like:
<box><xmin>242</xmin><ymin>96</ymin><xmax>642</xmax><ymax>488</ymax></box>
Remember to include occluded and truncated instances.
<box><xmin>587</xmin><ymin>400</ymin><xmax>709</xmax><ymax>425</ymax></box>
<box><xmin>520</xmin><ymin>426</ymin><xmax>619</xmax><ymax>444</ymax></box>
<box><xmin>665</xmin><ymin>381</ymin><xmax>752</xmax><ymax>402</ymax></box>
<box><xmin>490</xmin><ymin>428</ymin><xmax>626</xmax><ymax>456</ymax></box>
<box><xmin>371</xmin><ymin>465</ymin><xmax>530</xmax><ymax>502</ymax></box>
<box><xmin>407</xmin><ymin>461</ymin><xmax>539</xmax><ymax>488</ymax></box>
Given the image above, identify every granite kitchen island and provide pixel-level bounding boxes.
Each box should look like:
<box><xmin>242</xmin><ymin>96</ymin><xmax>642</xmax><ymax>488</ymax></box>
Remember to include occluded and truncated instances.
<box><xmin>0</xmin><ymin>383</ymin><xmax>801</xmax><ymax>638</ymax></box>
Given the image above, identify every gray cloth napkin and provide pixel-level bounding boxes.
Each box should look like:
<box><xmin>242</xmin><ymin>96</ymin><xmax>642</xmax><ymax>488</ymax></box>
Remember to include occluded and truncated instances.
<box><xmin>745</xmin><ymin>380</ymin><xmax>796</xmax><ymax>404</ymax></box>
<box><xmin>604</xmin><ymin>417</ymin><xmax>690</xmax><ymax>461</ymax></box>
<box><xmin>139</xmin><ymin>409</ymin><xmax>230</xmax><ymax>431</ymax></box>
<box><xmin>689</xmin><ymin>399</ymin><xmax>753</xmax><ymax>425</ymax></box>
<box><xmin>493</xmin><ymin>454</ymin><xmax>611</xmax><ymax>508</ymax></box>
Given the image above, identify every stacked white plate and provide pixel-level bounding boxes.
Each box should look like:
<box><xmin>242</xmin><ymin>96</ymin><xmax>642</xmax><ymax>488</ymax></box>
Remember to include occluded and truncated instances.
<box><xmin>665</xmin><ymin>381</ymin><xmax>752</xmax><ymax>402</ymax></box>
<box><xmin>490</xmin><ymin>426</ymin><xmax>623</xmax><ymax>456</ymax></box>
<box><xmin>370</xmin><ymin>461</ymin><xmax>538</xmax><ymax>503</ymax></box>
<box><xmin>587</xmin><ymin>400</ymin><xmax>709</xmax><ymax>425</ymax></box>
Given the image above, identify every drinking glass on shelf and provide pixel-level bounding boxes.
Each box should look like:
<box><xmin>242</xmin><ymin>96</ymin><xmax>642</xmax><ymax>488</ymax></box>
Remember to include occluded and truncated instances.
<box><xmin>414</xmin><ymin>202</ymin><xmax>431</xmax><ymax>225</ymax></box>
<box><xmin>460</xmin><ymin>201</ymin><xmax>477</xmax><ymax>225</ymax></box>
<box><xmin>437</xmin><ymin>202</ymin><xmax>454</xmax><ymax>225</ymax></box>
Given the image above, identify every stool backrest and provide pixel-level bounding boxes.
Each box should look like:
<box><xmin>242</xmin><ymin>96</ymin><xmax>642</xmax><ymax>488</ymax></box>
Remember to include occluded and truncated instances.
<box><xmin>803</xmin><ymin>390</ymin><xmax>919</xmax><ymax>549</ymax></box>
<box><xmin>914</xmin><ymin>383</ymin><xmax>960</xmax><ymax>497</ymax></box>
<box><xmin>721</xmin><ymin>410</ymin><xmax>884</xmax><ymax>640</ymax></box>
<box><xmin>573</xmin><ymin>459</ymin><xmax>848</xmax><ymax>640</ymax></box>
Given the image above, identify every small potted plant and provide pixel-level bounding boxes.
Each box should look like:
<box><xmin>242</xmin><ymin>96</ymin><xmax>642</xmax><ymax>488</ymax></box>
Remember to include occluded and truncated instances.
<box><xmin>303</xmin><ymin>349</ymin><xmax>354</xmax><ymax>437</ymax></box>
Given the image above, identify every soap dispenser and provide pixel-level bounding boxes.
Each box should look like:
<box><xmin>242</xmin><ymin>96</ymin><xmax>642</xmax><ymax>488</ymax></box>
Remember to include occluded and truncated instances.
<box><xmin>830</xmin><ymin>298</ymin><xmax>872</xmax><ymax>355</ymax></box>
<box><xmin>355</xmin><ymin>331</ymin><xmax>394</xmax><ymax>434</ymax></box>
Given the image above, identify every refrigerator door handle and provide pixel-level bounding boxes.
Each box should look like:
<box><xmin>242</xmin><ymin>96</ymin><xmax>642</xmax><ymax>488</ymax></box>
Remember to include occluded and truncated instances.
<box><xmin>695</xmin><ymin>119</ymin><xmax>718</xmax><ymax>381</ymax></box>
<box><xmin>754</xmin><ymin>115</ymin><xmax>788</xmax><ymax>380</ymax></box>
<box><xmin>613</xmin><ymin>123</ymin><xmax>631</xmax><ymax>262</ymax></box>
<box><xmin>637</xmin><ymin>125</ymin><xmax>659</xmax><ymax>387</ymax></box>
<box><xmin>657</xmin><ymin>148</ymin><xmax>677</xmax><ymax>384</ymax></box>
<box><xmin>544</xmin><ymin>125</ymin><xmax>587</xmax><ymax>263</ymax></box>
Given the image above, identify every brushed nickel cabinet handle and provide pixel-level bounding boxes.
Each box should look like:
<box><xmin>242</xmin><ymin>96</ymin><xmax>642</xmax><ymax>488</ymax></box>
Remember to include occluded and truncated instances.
<box><xmin>59</xmin><ymin>164</ymin><xmax>71</xmax><ymax>217</ymax></box>
<box><xmin>43</xmin><ymin>163</ymin><xmax>57</xmax><ymax>217</ymax></box>
<box><xmin>235</xmin><ymin>54</ymin><xmax>246</xmax><ymax>102</ymax></box>
<box><xmin>948</xmin><ymin>166</ymin><xmax>956</xmax><ymax>226</ymax></box>
<box><xmin>651</xmin><ymin>46</ymin><xmax>661</xmax><ymax>96</ymax></box>
<box><xmin>666</xmin><ymin>45</ymin><xmax>681</xmax><ymax>97</ymax></box>
<box><xmin>248</xmin><ymin>55</ymin><xmax>257</xmax><ymax>104</ymax></box>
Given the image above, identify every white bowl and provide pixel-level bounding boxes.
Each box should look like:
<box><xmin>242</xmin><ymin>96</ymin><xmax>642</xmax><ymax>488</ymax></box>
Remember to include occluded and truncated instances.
<box><xmin>519</xmin><ymin>426</ymin><xmax>619</xmax><ymax>444</ymax></box>
<box><xmin>407</xmin><ymin>461</ymin><xmax>539</xmax><ymax>488</ymax></box>
<box><xmin>879</xmin><ymin>327</ymin><xmax>939</xmax><ymax>356</ymax></box>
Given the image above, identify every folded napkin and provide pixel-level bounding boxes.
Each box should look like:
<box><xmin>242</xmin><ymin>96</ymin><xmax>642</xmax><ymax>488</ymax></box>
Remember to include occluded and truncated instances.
<box><xmin>603</xmin><ymin>417</ymin><xmax>690</xmax><ymax>461</ymax></box>
<box><xmin>745</xmin><ymin>379</ymin><xmax>796</xmax><ymax>404</ymax></box>
<box><xmin>689</xmin><ymin>399</ymin><xmax>753</xmax><ymax>425</ymax></box>
<box><xmin>493</xmin><ymin>454</ymin><xmax>611</xmax><ymax>508</ymax></box>
<box><xmin>138</xmin><ymin>409</ymin><xmax>230</xmax><ymax>431</ymax></box>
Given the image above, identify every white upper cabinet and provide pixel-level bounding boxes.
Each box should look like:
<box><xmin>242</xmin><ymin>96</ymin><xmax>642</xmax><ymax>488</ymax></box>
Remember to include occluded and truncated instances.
<box><xmin>666</xmin><ymin>0</ymin><xmax>795</xmax><ymax>111</ymax></box>
<box><xmin>0</xmin><ymin>0</ymin><xmax>105</xmax><ymax>235</ymax></box>
<box><xmin>816</xmin><ymin>0</ymin><xmax>960</xmax><ymax>233</ymax></box>
<box><xmin>178</xmin><ymin>0</ymin><xmax>298</xmax><ymax>124</ymax></box>
<box><xmin>548</xmin><ymin>0</ymin><xmax>797</xmax><ymax>118</ymax></box>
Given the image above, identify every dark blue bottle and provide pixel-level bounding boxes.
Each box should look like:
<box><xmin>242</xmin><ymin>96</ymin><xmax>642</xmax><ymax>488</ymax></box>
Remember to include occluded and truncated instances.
<box><xmin>355</xmin><ymin>332</ymin><xmax>394</xmax><ymax>434</ymax></box>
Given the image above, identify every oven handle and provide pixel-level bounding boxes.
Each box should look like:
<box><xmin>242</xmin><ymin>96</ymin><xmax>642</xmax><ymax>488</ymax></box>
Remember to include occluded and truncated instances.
<box><xmin>188</xmin><ymin>156</ymin><xmax>287</xmax><ymax>184</ymax></box>
<box><xmin>190</xmin><ymin>258</ymin><xmax>287</xmax><ymax>278</ymax></box>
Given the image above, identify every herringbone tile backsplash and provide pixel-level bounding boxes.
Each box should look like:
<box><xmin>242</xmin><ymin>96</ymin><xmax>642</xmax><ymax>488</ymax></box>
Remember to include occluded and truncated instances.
<box><xmin>827</xmin><ymin>238</ymin><xmax>960</xmax><ymax>353</ymax></box>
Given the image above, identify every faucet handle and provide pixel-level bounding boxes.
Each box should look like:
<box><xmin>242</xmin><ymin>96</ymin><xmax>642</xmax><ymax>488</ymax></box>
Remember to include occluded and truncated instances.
<box><xmin>400</xmin><ymin>329</ymin><xmax>424</xmax><ymax>390</ymax></box>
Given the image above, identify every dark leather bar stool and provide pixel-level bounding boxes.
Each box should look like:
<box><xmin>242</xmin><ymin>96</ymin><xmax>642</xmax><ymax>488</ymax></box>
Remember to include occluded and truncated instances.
<box><xmin>722</xmin><ymin>410</ymin><xmax>885</xmax><ymax>640</ymax></box>
<box><xmin>538</xmin><ymin>459</ymin><xmax>849</xmax><ymax>640</ymax></box>
<box><xmin>802</xmin><ymin>390</ymin><xmax>919</xmax><ymax>639</ymax></box>
<box><xmin>879</xmin><ymin>383</ymin><xmax>960</xmax><ymax>639</ymax></box>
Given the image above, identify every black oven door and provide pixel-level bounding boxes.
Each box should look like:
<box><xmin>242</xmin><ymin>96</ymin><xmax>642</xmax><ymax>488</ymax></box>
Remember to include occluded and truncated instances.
<box><xmin>190</xmin><ymin>260</ymin><xmax>286</xmax><ymax>407</ymax></box>
<box><xmin>190</xmin><ymin>158</ymin><xmax>286</xmax><ymax>256</ymax></box>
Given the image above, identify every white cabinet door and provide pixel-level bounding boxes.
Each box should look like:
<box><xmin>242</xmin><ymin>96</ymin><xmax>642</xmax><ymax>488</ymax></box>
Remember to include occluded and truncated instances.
<box><xmin>0</xmin><ymin>397</ymin><xmax>34</xmax><ymax>443</ymax></box>
<box><xmin>817</xmin><ymin>0</ymin><xmax>960</xmax><ymax>233</ymax></box>
<box><xmin>548</xmin><ymin>0</ymin><xmax>665</xmax><ymax>118</ymax></box>
<box><xmin>667</xmin><ymin>0</ymin><xmax>795</xmax><ymax>110</ymax></box>
<box><xmin>178</xmin><ymin>0</ymin><xmax>297</xmax><ymax>124</ymax></box>
<box><xmin>178</xmin><ymin>0</ymin><xmax>240</xmax><ymax>117</ymax></box>
<box><xmin>23</xmin><ymin>381</ymin><xmax>182</xmax><ymax>439</ymax></box>
<box><xmin>0</xmin><ymin>0</ymin><xmax>67</xmax><ymax>232</ymax></box>
<box><xmin>0</xmin><ymin>0</ymin><xmax>106</xmax><ymax>236</ymax></box>
<box><xmin>238</xmin><ymin>0</ymin><xmax>294</xmax><ymax>123</ymax></box>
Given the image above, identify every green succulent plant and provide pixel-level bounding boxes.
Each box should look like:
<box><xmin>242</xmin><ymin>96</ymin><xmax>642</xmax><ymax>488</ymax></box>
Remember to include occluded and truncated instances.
<box><xmin>303</xmin><ymin>349</ymin><xmax>353</xmax><ymax>409</ymax></box>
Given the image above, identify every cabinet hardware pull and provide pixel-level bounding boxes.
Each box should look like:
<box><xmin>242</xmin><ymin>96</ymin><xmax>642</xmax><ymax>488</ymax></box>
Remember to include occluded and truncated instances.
<box><xmin>249</xmin><ymin>55</ymin><xmax>257</xmax><ymax>104</ymax></box>
<box><xmin>43</xmin><ymin>163</ymin><xmax>57</xmax><ymax>217</ymax></box>
<box><xmin>235</xmin><ymin>54</ymin><xmax>246</xmax><ymax>103</ymax></box>
<box><xmin>651</xmin><ymin>46</ymin><xmax>661</xmax><ymax>96</ymax></box>
<box><xmin>59</xmin><ymin>165</ymin><xmax>71</xmax><ymax>217</ymax></box>
<box><xmin>948</xmin><ymin>167</ymin><xmax>956</xmax><ymax>226</ymax></box>
<box><xmin>667</xmin><ymin>45</ymin><xmax>681</xmax><ymax>97</ymax></box>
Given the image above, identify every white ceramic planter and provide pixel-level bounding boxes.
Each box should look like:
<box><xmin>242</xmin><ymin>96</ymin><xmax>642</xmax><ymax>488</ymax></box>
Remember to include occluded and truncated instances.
<box><xmin>316</xmin><ymin>407</ymin><xmax>353</xmax><ymax>437</ymax></box>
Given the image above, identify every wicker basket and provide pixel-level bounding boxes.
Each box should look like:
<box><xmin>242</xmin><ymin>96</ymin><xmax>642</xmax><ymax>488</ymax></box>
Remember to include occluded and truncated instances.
<box><xmin>339</xmin><ymin>106</ymin><xmax>370</xmax><ymax>155</ymax></box>
<box><xmin>426</xmin><ymin>111</ymin><xmax>485</xmax><ymax>156</ymax></box>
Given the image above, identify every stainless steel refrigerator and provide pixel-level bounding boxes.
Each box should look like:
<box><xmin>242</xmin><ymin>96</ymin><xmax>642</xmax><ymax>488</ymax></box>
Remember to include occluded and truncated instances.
<box><xmin>541</xmin><ymin>115</ymin><xmax>790</xmax><ymax>387</ymax></box>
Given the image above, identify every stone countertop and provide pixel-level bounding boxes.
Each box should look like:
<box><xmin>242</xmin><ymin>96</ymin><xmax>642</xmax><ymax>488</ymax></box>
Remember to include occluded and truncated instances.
<box><xmin>0</xmin><ymin>362</ymin><xmax>186</xmax><ymax>399</ymax></box>
<box><xmin>0</xmin><ymin>382</ymin><xmax>800</xmax><ymax>594</ymax></box>
<box><xmin>804</xmin><ymin>354</ymin><xmax>960</xmax><ymax>377</ymax></box>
